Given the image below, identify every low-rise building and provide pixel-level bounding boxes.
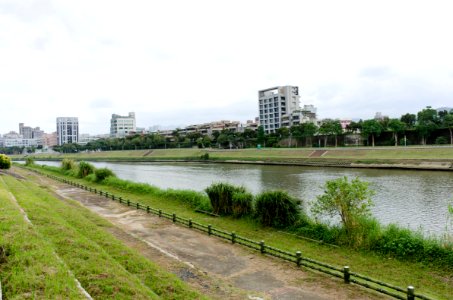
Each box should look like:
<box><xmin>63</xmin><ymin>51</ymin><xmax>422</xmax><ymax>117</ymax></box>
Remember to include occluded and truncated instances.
<box><xmin>110</xmin><ymin>112</ymin><xmax>136</xmax><ymax>137</ymax></box>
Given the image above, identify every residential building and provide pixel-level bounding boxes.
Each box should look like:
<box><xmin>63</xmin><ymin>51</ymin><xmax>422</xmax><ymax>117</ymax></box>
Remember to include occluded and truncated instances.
<box><xmin>259</xmin><ymin>86</ymin><xmax>316</xmax><ymax>133</ymax></box>
<box><xmin>110</xmin><ymin>112</ymin><xmax>136</xmax><ymax>137</ymax></box>
<box><xmin>43</xmin><ymin>132</ymin><xmax>58</xmax><ymax>147</ymax></box>
<box><xmin>56</xmin><ymin>117</ymin><xmax>79</xmax><ymax>145</ymax></box>
<box><xmin>19</xmin><ymin>123</ymin><xmax>33</xmax><ymax>139</ymax></box>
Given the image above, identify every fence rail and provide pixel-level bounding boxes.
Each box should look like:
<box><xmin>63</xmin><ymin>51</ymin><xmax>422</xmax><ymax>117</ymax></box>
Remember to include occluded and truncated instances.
<box><xmin>23</xmin><ymin>167</ymin><xmax>437</xmax><ymax>300</ymax></box>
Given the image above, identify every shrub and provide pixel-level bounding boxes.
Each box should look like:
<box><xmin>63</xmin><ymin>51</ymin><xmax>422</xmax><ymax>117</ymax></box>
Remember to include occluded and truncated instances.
<box><xmin>200</xmin><ymin>153</ymin><xmax>209</xmax><ymax>160</ymax></box>
<box><xmin>254</xmin><ymin>190</ymin><xmax>300</xmax><ymax>228</ymax></box>
<box><xmin>435</xmin><ymin>136</ymin><xmax>448</xmax><ymax>144</ymax></box>
<box><xmin>25</xmin><ymin>157</ymin><xmax>35</xmax><ymax>166</ymax></box>
<box><xmin>0</xmin><ymin>154</ymin><xmax>12</xmax><ymax>169</ymax></box>
<box><xmin>94</xmin><ymin>168</ymin><xmax>116</xmax><ymax>182</ymax></box>
<box><xmin>77</xmin><ymin>161</ymin><xmax>95</xmax><ymax>178</ymax></box>
<box><xmin>231</xmin><ymin>192</ymin><xmax>254</xmax><ymax>217</ymax></box>
<box><xmin>85</xmin><ymin>173</ymin><xmax>96</xmax><ymax>182</ymax></box>
<box><xmin>205</xmin><ymin>183</ymin><xmax>247</xmax><ymax>215</ymax></box>
<box><xmin>61</xmin><ymin>158</ymin><xmax>76</xmax><ymax>171</ymax></box>
<box><xmin>161</xmin><ymin>189</ymin><xmax>211</xmax><ymax>210</ymax></box>
<box><xmin>312</xmin><ymin>177</ymin><xmax>374</xmax><ymax>236</ymax></box>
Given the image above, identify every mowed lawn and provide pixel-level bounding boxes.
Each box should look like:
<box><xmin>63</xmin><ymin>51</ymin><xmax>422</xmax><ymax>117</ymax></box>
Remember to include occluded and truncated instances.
<box><xmin>15</xmin><ymin>146</ymin><xmax>453</xmax><ymax>162</ymax></box>
<box><xmin>0</xmin><ymin>173</ymin><xmax>205</xmax><ymax>300</ymax></box>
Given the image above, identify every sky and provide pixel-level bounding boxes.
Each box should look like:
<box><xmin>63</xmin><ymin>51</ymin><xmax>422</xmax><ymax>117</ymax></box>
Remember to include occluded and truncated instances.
<box><xmin>1</xmin><ymin>0</ymin><xmax>453</xmax><ymax>135</ymax></box>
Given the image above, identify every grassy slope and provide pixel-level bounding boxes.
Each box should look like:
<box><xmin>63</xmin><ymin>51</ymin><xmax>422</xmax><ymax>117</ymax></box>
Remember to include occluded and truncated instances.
<box><xmin>23</xmin><ymin>166</ymin><xmax>453</xmax><ymax>300</ymax></box>
<box><xmin>15</xmin><ymin>146</ymin><xmax>453</xmax><ymax>162</ymax></box>
<box><xmin>0</xmin><ymin>174</ymin><xmax>205</xmax><ymax>300</ymax></box>
<box><xmin>0</xmin><ymin>176</ymin><xmax>84</xmax><ymax>299</ymax></box>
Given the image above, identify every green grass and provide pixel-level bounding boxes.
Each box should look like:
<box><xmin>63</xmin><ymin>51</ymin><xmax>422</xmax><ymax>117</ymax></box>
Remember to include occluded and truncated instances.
<box><xmin>13</xmin><ymin>146</ymin><xmax>453</xmax><ymax>166</ymax></box>
<box><xmin>0</xmin><ymin>176</ymin><xmax>84</xmax><ymax>299</ymax></box>
<box><xmin>22</xmin><ymin>165</ymin><xmax>453</xmax><ymax>300</ymax></box>
<box><xmin>0</xmin><ymin>173</ymin><xmax>205</xmax><ymax>299</ymax></box>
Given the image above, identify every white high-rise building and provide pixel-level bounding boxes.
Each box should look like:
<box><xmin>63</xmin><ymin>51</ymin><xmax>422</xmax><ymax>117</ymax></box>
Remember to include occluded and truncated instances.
<box><xmin>56</xmin><ymin>117</ymin><xmax>79</xmax><ymax>145</ymax></box>
<box><xmin>110</xmin><ymin>112</ymin><xmax>136</xmax><ymax>137</ymax></box>
<box><xmin>258</xmin><ymin>86</ymin><xmax>301</xmax><ymax>134</ymax></box>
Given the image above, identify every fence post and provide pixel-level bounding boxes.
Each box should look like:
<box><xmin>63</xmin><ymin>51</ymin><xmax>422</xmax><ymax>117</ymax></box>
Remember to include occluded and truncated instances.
<box><xmin>208</xmin><ymin>224</ymin><xmax>212</xmax><ymax>235</ymax></box>
<box><xmin>407</xmin><ymin>286</ymin><xmax>415</xmax><ymax>300</ymax></box>
<box><xmin>231</xmin><ymin>232</ymin><xmax>236</xmax><ymax>244</ymax></box>
<box><xmin>343</xmin><ymin>266</ymin><xmax>350</xmax><ymax>284</ymax></box>
<box><xmin>296</xmin><ymin>251</ymin><xmax>302</xmax><ymax>267</ymax></box>
<box><xmin>118</xmin><ymin>197</ymin><xmax>122</xmax><ymax>203</ymax></box>
<box><xmin>100</xmin><ymin>191</ymin><xmax>103</xmax><ymax>196</ymax></box>
<box><xmin>127</xmin><ymin>200</ymin><xmax>130</xmax><ymax>206</ymax></box>
<box><xmin>105</xmin><ymin>192</ymin><xmax>109</xmax><ymax>198</ymax></box>
<box><xmin>189</xmin><ymin>219</ymin><xmax>193</xmax><ymax>228</ymax></box>
<box><xmin>172</xmin><ymin>213</ymin><xmax>176</xmax><ymax>223</ymax></box>
<box><xmin>260</xmin><ymin>240</ymin><xmax>265</xmax><ymax>254</ymax></box>
<box><xmin>136</xmin><ymin>203</ymin><xmax>139</xmax><ymax>209</ymax></box>
<box><xmin>94</xmin><ymin>188</ymin><xmax>97</xmax><ymax>194</ymax></box>
<box><xmin>146</xmin><ymin>206</ymin><xmax>150</xmax><ymax>213</ymax></box>
<box><xmin>159</xmin><ymin>209</ymin><xmax>162</xmax><ymax>217</ymax></box>
<box><xmin>112</xmin><ymin>195</ymin><xmax>115</xmax><ymax>200</ymax></box>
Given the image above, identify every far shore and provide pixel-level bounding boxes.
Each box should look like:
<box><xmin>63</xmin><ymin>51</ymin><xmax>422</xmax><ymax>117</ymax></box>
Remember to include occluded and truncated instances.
<box><xmin>12</xmin><ymin>146</ymin><xmax>453</xmax><ymax>171</ymax></box>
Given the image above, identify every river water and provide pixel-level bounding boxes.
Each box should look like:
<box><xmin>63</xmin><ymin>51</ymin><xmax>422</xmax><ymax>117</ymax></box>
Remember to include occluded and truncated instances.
<box><xmin>33</xmin><ymin>160</ymin><xmax>453</xmax><ymax>236</ymax></box>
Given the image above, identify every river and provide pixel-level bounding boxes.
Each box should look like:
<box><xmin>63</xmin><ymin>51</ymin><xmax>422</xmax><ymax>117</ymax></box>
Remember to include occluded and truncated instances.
<box><xmin>33</xmin><ymin>160</ymin><xmax>453</xmax><ymax>236</ymax></box>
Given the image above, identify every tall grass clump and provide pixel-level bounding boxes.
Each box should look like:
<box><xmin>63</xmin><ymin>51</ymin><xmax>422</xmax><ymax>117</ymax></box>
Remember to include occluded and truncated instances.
<box><xmin>231</xmin><ymin>191</ymin><xmax>254</xmax><ymax>217</ymax></box>
<box><xmin>77</xmin><ymin>161</ymin><xmax>95</xmax><ymax>178</ymax></box>
<box><xmin>25</xmin><ymin>157</ymin><xmax>35</xmax><ymax>166</ymax></box>
<box><xmin>161</xmin><ymin>189</ymin><xmax>211</xmax><ymax>210</ymax></box>
<box><xmin>254</xmin><ymin>190</ymin><xmax>300</xmax><ymax>228</ymax></box>
<box><xmin>61</xmin><ymin>158</ymin><xmax>76</xmax><ymax>171</ymax></box>
<box><xmin>205</xmin><ymin>183</ymin><xmax>249</xmax><ymax>215</ymax></box>
<box><xmin>94</xmin><ymin>167</ymin><xmax>116</xmax><ymax>182</ymax></box>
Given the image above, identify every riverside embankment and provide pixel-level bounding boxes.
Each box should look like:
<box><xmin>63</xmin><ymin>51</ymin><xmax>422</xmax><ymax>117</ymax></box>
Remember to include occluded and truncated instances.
<box><xmin>14</xmin><ymin>146</ymin><xmax>453</xmax><ymax>171</ymax></box>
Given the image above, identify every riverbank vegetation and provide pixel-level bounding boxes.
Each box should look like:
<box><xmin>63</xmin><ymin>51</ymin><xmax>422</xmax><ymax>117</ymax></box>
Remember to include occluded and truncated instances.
<box><xmin>19</xmin><ymin>161</ymin><xmax>453</xmax><ymax>299</ymax></box>
<box><xmin>0</xmin><ymin>169</ymin><xmax>204</xmax><ymax>299</ymax></box>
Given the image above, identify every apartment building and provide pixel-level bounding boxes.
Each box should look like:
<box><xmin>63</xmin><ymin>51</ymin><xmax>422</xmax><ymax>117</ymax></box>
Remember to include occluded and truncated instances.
<box><xmin>110</xmin><ymin>112</ymin><xmax>136</xmax><ymax>137</ymax></box>
<box><xmin>56</xmin><ymin>117</ymin><xmax>79</xmax><ymax>145</ymax></box>
<box><xmin>258</xmin><ymin>86</ymin><xmax>301</xmax><ymax>134</ymax></box>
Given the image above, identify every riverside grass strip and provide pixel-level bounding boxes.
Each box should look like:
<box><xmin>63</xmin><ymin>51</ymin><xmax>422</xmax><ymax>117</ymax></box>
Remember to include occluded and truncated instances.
<box><xmin>0</xmin><ymin>177</ymin><xmax>84</xmax><ymax>299</ymax></box>
<box><xmin>26</xmin><ymin>168</ymin><xmax>438</xmax><ymax>300</ymax></box>
<box><xmin>2</xmin><ymin>174</ymin><xmax>205</xmax><ymax>300</ymax></box>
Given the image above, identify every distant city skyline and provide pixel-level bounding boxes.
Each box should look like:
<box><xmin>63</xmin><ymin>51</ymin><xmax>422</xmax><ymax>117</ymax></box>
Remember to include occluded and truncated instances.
<box><xmin>1</xmin><ymin>1</ymin><xmax>453</xmax><ymax>135</ymax></box>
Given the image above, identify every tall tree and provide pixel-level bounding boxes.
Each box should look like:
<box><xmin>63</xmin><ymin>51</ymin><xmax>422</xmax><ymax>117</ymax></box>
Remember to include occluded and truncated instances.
<box><xmin>416</xmin><ymin>106</ymin><xmax>439</xmax><ymax>145</ymax></box>
<box><xmin>362</xmin><ymin>119</ymin><xmax>383</xmax><ymax>147</ymax></box>
<box><xmin>400</xmin><ymin>113</ymin><xmax>416</xmax><ymax>129</ymax></box>
<box><xmin>388</xmin><ymin>119</ymin><xmax>406</xmax><ymax>146</ymax></box>
<box><xmin>443</xmin><ymin>113</ymin><xmax>453</xmax><ymax>145</ymax></box>
<box><xmin>301</xmin><ymin>122</ymin><xmax>318</xmax><ymax>147</ymax></box>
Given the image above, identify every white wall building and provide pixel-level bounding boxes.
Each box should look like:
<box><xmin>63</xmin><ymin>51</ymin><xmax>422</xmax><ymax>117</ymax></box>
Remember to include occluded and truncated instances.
<box><xmin>56</xmin><ymin>117</ymin><xmax>79</xmax><ymax>145</ymax></box>
<box><xmin>258</xmin><ymin>86</ymin><xmax>301</xmax><ymax>134</ymax></box>
<box><xmin>110</xmin><ymin>112</ymin><xmax>136</xmax><ymax>137</ymax></box>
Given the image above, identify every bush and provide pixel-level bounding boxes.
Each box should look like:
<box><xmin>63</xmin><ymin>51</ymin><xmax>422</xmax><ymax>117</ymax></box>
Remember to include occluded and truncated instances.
<box><xmin>435</xmin><ymin>136</ymin><xmax>448</xmax><ymax>144</ymax></box>
<box><xmin>25</xmin><ymin>157</ymin><xmax>35</xmax><ymax>166</ymax></box>
<box><xmin>200</xmin><ymin>153</ymin><xmax>209</xmax><ymax>160</ymax></box>
<box><xmin>0</xmin><ymin>154</ymin><xmax>11</xmax><ymax>169</ymax></box>
<box><xmin>94</xmin><ymin>168</ymin><xmax>116</xmax><ymax>182</ymax></box>
<box><xmin>254</xmin><ymin>190</ymin><xmax>300</xmax><ymax>228</ymax></box>
<box><xmin>205</xmin><ymin>183</ymin><xmax>247</xmax><ymax>215</ymax></box>
<box><xmin>231</xmin><ymin>192</ymin><xmax>254</xmax><ymax>217</ymax></box>
<box><xmin>77</xmin><ymin>161</ymin><xmax>95</xmax><ymax>178</ymax></box>
<box><xmin>61</xmin><ymin>159</ymin><xmax>76</xmax><ymax>171</ymax></box>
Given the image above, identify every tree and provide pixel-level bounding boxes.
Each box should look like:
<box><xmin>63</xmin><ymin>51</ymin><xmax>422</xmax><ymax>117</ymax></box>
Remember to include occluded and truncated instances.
<box><xmin>301</xmin><ymin>122</ymin><xmax>318</xmax><ymax>147</ymax></box>
<box><xmin>0</xmin><ymin>154</ymin><xmax>11</xmax><ymax>169</ymax></box>
<box><xmin>257</xmin><ymin>126</ymin><xmax>265</xmax><ymax>146</ymax></box>
<box><xmin>400</xmin><ymin>113</ymin><xmax>416</xmax><ymax>129</ymax></box>
<box><xmin>442</xmin><ymin>113</ymin><xmax>453</xmax><ymax>145</ymax></box>
<box><xmin>416</xmin><ymin>106</ymin><xmax>439</xmax><ymax>145</ymax></box>
<box><xmin>361</xmin><ymin>119</ymin><xmax>383</xmax><ymax>147</ymax></box>
<box><xmin>311</xmin><ymin>177</ymin><xmax>374</xmax><ymax>236</ymax></box>
<box><xmin>388</xmin><ymin>119</ymin><xmax>406</xmax><ymax>146</ymax></box>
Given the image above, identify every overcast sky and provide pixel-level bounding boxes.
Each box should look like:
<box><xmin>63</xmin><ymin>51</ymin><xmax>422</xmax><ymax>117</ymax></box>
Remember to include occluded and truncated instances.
<box><xmin>1</xmin><ymin>0</ymin><xmax>453</xmax><ymax>135</ymax></box>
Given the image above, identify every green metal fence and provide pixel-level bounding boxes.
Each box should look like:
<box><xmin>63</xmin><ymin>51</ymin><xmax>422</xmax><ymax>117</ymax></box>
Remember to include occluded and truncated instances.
<box><xmin>25</xmin><ymin>167</ymin><xmax>436</xmax><ymax>300</ymax></box>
